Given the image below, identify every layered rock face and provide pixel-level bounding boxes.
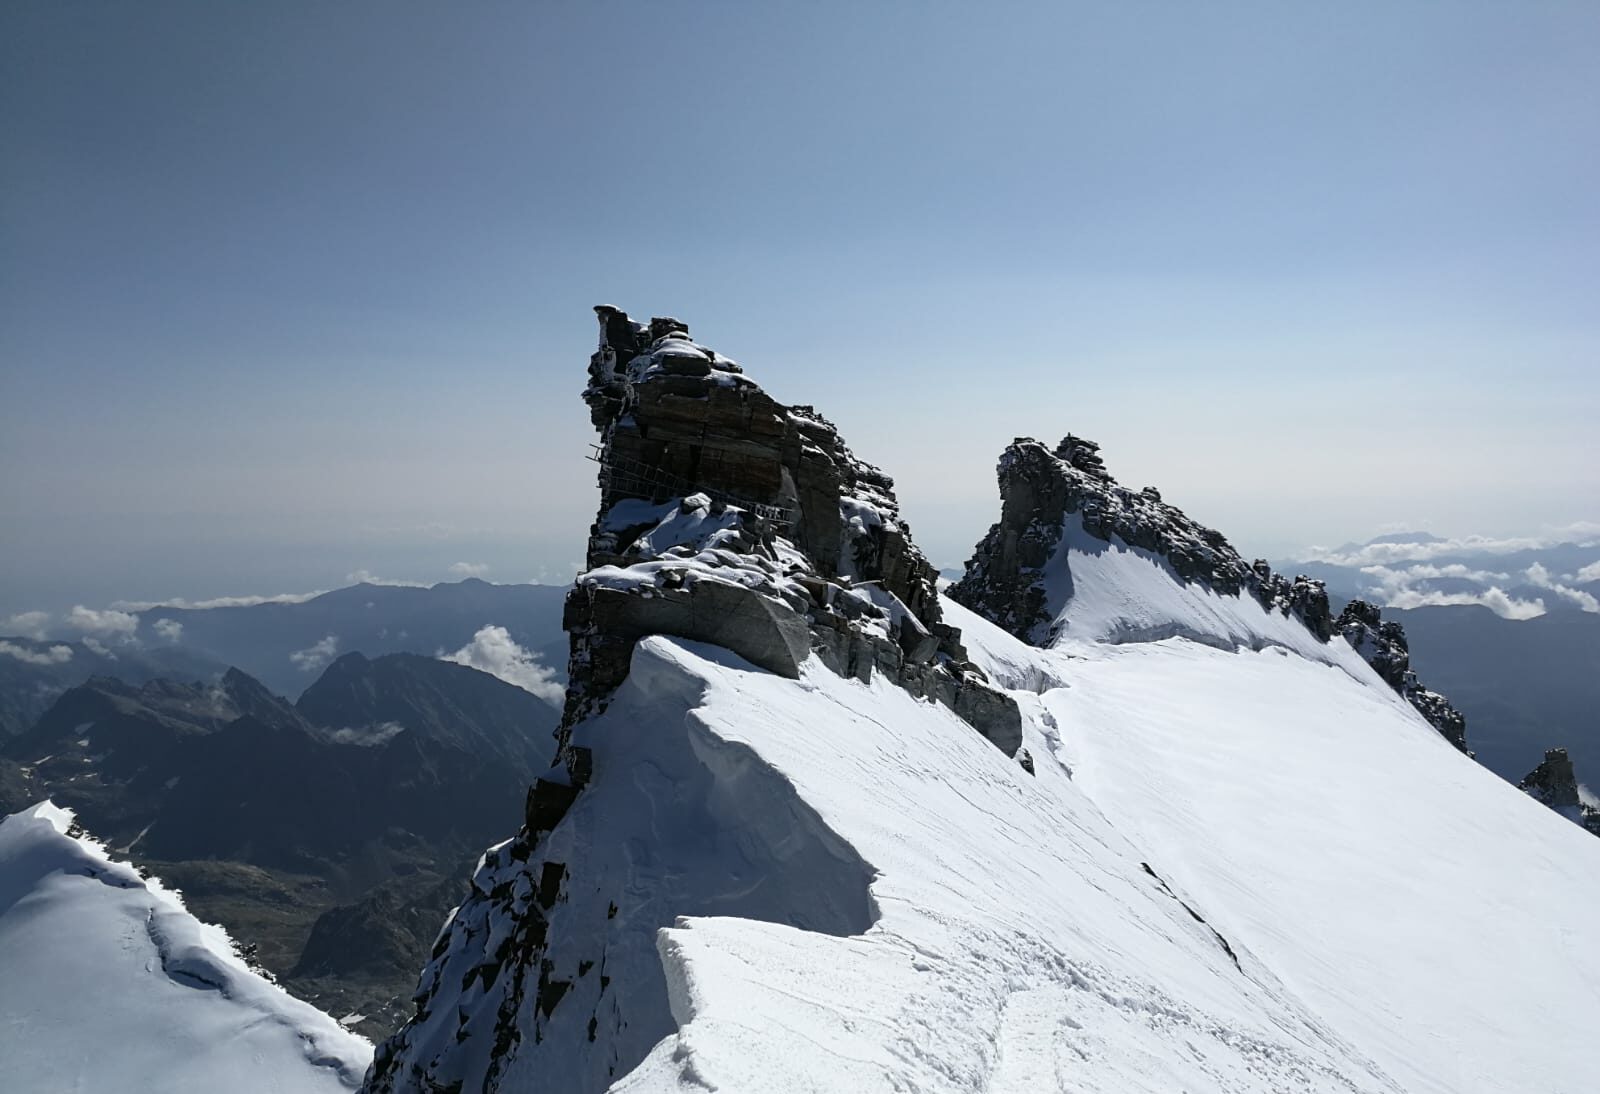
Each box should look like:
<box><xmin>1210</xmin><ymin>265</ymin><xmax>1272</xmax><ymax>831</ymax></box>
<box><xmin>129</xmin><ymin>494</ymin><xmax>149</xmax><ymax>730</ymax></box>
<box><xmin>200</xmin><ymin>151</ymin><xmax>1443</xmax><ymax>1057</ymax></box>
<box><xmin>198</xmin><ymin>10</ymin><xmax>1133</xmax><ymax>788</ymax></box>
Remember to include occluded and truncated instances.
<box><xmin>1519</xmin><ymin>747</ymin><xmax>1600</xmax><ymax>837</ymax></box>
<box><xmin>363</xmin><ymin>309</ymin><xmax>1023</xmax><ymax>1093</ymax></box>
<box><xmin>1334</xmin><ymin>601</ymin><xmax>1468</xmax><ymax>753</ymax></box>
<box><xmin>950</xmin><ymin>435</ymin><xmax>1333</xmax><ymax>645</ymax></box>
<box><xmin>561</xmin><ymin>306</ymin><xmax>1022</xmax><ymax>766</ymax></box>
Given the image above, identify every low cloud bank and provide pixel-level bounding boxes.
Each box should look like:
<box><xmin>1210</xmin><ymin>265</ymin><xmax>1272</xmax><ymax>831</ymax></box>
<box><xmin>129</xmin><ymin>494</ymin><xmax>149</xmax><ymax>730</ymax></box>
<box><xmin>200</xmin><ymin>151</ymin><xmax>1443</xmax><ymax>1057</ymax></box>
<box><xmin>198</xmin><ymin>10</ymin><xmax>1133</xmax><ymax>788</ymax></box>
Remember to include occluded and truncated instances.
<box><xmin>0</xmin><ymin>641</ymin><xmax>74</xmax><ymax>666</ymax></box>
<box><xmin>1</xmin><ymin>612</ymin><xmax>53</xmax><ymax>641</ymax></box>
<box><xmin>1525</xmin><ymin>563</ymin><xmax>1600</xmax><ymax>613</ymax></box>
<box><xmin>113</xmin><ymin>591</ymin><xmax>325</xmax><ymax>611</ymax></box>
<box><xmin>290</xmin><ymin>635</ymin><xmax>340</xmax><ymax>673</ymax></box>
<box><xmin>325</xmin><ymin>721</ymin><xmax>407</xmax><ymax>747</ymax></box>
<box><xmin>1382</xmin><ymin>586</ymin><xmax>1548</xmax><ymax>621</ymax></box>
<box><xmin>1305</xmin><ymin>523</ymin><xmax>1600</xmax><ymax>568</ymax></box>
<box><xmin>65</xmin><ymin>605</ymin><xmax>139</xmax><ymax>639</ymax></box>
<box><xmin>441</xmin><ymin>625</ymin><xmax>564</xmax><ymax>707</ymax></box>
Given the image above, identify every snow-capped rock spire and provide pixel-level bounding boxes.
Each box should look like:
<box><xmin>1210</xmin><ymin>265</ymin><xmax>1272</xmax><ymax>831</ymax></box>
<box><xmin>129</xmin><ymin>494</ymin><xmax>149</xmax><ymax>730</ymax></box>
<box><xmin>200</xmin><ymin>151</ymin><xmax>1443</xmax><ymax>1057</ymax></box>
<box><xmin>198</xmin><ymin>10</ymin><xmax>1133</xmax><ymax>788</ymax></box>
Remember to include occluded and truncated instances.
<box><xmin>1333</xmin><ymin>599</ymin><xmax>1468</xmax><ymax>752</ymax></box>
<box><xmin>949</xmin><ymin>434</ymin><xmax>1474</xmax><ymax>752</ymax></box>
<box><xmin>950</xmin><ymin>435</ymin><xmax>1333</xmax><ymax>646</ymax></box>
<box><xmin>1518</xmin><ymin>747</ymin><xmax>1600</xmax><ymax>836</ymax></box>
<box><xmin>363</xmin><ymin>308</ymin><xmax>1025</xmax><ymax>1093</ymax></box>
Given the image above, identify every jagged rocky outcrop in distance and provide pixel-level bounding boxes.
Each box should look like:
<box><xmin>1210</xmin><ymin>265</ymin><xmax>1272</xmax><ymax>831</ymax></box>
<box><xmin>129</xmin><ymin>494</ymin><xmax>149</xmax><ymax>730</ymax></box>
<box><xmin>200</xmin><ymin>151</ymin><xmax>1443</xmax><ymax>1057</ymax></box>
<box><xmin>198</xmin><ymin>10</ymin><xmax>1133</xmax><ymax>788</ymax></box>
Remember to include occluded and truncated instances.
<box><xmin>950</xmin><ymin>435</ymin><xmax>1333</xmax><ymax>645</ymax></box>
<box><xmin>948</xmin><ymin>435</ymin><xmax>1471</xmax><ymax>753</ymax></box>
<box><xmin>1334</xmin><ymin>600</ymin><xmax>1469</xmax><ymax>753</ymax></box>
<box><xmin>1519</xmin><ymin>747</ymin><xmax>1600</xmax><ymax>837</ymax></box>
<box><xmin>363</xmin><ymin>308</ymin><xmax>1027</xmax><ymax>1093</ymax></box>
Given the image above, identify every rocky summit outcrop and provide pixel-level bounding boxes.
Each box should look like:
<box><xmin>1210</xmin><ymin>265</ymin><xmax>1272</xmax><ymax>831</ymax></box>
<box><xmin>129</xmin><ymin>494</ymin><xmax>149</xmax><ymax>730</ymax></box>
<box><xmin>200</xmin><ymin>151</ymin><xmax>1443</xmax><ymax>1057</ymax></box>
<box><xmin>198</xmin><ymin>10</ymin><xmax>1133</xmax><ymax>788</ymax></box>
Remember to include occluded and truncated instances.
<box><xmin>949</xmin><ymin>435</ymin><xmax>1333</xmax><ymax>645</ymax></box>
<box><xmin>947</xmin><ymin>436</ymin><xmax>1471</xmax><ymax>754</ymax></box>
<box><xmin>1519</xmin><ymin>748</ymin><xmax>1600</xmax><ymax>837</ymax></box>
<box><xmin>558</xmin><ymin>306</ymin><xmax>1019</xmax><ymax>758</ymax></box>
<box><xmin>362</xmin><ymin>309</ymin><xmax>1025</xmax><ymax>1094</ymax></box>
<box><xmin>1334</xmin><ymin>601</ymin><xmax>1468</xmax><ymax>753</ymax></box>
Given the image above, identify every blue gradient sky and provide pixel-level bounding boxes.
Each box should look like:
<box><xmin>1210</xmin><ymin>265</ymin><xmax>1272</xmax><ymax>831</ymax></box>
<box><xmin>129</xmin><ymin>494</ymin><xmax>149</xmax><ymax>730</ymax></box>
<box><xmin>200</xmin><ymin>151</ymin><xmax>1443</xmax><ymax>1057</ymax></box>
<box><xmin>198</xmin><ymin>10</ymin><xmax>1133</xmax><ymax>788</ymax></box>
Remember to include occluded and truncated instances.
<box><xmin>3</xmin><ymin>2</ymin><xmax>1597</xmax><ymax>615</ymax></box>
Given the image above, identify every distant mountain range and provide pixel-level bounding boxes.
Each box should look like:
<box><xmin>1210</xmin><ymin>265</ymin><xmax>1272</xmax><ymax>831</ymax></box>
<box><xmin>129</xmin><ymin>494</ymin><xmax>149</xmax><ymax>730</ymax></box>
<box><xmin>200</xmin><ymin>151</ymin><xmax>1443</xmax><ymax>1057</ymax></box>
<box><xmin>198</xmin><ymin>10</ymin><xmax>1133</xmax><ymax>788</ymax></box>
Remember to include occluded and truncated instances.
<box><xmin>0</xmin><ymin>650</ymin><xmax>558</xmax><ymax>1037</ymax></box>
<box><xmin>1279</xmin><ymin>532</ymin><xmax>1600</xmax><ymax>784</ymax></box>
<box><xmin>0</xmin><ymin>578</ymin><xmax>570</xmax><ymax>737</ymax></box>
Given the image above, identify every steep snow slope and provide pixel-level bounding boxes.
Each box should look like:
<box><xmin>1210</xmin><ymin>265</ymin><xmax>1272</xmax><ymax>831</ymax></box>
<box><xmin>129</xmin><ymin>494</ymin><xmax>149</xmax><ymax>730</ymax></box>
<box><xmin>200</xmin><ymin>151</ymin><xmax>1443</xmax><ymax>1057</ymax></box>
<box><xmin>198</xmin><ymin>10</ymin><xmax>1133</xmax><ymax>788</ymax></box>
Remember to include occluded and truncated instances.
<box><xmin>370</xmin><ymin>310</ymin><xmax>1596</xmax><ymax>1093</ymax></box>
<box><xmin>1039</xmin><ymin>639</ymin><xmax>1600</xmax><ymax>1094</ymax></box>
<box><xmin>386</xmin><ymin>617</ymin><xmax>1600</xmax><ymax>1093</ymax></box>
<box><xmin>0</xmin><ymin>801</ymin><xmax>371</xmax><ymax>1093</ymax></box>
<box><xmin>944</xmin><ymin>592</ymin><xmax>1600</xmax><ymax>1094</ymax></box>
<box><xmin>521</xmin><ymin>637</ymin><xmax>1399</xmax><ymax>1093</ymax></box>
<box><xmin>1038</xmin><ymin>520</ymin><xmax>1342</xmax><ymax>662</ymax></box>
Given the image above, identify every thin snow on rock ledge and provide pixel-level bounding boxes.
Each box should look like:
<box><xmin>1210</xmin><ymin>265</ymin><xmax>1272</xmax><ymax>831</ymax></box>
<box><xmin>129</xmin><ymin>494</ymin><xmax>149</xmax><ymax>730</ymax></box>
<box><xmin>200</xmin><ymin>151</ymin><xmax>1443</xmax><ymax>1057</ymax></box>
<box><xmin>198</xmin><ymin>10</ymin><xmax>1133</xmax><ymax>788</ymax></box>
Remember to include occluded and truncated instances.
<box><xmin>0</xmin><ymin>800</ymin><xmax>372</xmax><ymax>1093</ymax></box>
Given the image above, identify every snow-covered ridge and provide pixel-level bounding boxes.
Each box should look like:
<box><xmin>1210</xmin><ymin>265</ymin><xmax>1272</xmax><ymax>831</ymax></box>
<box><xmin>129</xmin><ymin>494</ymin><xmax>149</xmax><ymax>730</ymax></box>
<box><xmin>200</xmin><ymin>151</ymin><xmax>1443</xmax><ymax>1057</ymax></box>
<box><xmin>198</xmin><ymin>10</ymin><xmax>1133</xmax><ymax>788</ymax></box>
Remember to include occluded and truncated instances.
<box><xmin>0</xmin><ymin>800</ymin><xmax>371</xmax><ymax>1092</ymax></box>
<box><xmin>366</xmin><ymin>307</ymin><xmax>1030</xmax><ymax>1091</ymax></box>
<box><xmin>365</xmin><ymin>309</ymin><xmax>1598</xmax><ymax>1094</ymax></box>
<box><xmin>950</xmin><ymin>434</ymin><xmax>1335</xmax><ymax>653</ymax></box>
<box><xmin>949</xmin><ymin>434</ymin><xmax>1469</xmax><ymax>749</ymax></box>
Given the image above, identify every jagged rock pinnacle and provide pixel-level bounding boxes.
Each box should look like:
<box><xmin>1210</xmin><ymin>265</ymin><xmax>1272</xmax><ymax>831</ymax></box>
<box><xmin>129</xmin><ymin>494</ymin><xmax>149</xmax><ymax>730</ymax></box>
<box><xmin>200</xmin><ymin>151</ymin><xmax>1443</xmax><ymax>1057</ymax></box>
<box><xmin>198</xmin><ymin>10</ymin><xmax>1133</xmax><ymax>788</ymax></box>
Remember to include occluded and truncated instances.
<box><xmin>949</xmin><ymin>435</ymin><xmax>1333</xmax><ymax>646</ymax></box>
<box><xmin>362</xmin><ymin>308</ymin><xmax>1029</xmax><ymax>1094</ymax></box>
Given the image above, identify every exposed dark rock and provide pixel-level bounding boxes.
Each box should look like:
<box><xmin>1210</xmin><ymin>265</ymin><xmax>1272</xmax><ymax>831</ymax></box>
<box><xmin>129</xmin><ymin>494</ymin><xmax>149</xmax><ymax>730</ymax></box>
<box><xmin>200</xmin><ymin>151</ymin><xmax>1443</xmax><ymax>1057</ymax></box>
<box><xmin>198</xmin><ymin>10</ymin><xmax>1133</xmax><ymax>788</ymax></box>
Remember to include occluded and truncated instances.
<box><xmin>949</xmin><ymin>436</ymin><xmax>1334</xmax><ymax>646</ymax></box>
<box><xmin>1519</xmin><ymin>747</ymin><xmax>1600</xmax><ymax>837</ymax></box>
<box><xmin>1521</xmin><ymin>747</ymin><xmax>1582</xmax><ymax>808</ymax></box>
<box><xmin>1335</xmin><ymin>600</ymin><xmax>1469</xmax><ymax>753</ymax></box>
<box><xmin>558</xmin><ymin>307</ymin><xmax>1018</xmax><ymax>770</ymax></box>
<box><xmin>363</xmin><ymin>308</ymin><xmax>1030</xmax><ymax>1094</ymax></box>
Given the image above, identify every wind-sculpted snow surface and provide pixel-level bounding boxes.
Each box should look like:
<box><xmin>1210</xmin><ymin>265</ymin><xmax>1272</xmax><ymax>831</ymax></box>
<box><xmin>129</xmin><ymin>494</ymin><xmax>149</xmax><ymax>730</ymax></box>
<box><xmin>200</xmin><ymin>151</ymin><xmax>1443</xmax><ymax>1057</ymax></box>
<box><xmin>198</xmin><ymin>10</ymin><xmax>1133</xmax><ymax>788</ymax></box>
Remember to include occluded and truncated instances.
<box><xmin>1032</xmin><ymin>635</ymin><xmax>1600</xmax><ymax>1094</ymax></box>
<box><xmin>397</xmin><ymin>638</ymin><xmax>1404</xmax><ymax>1094</ymax></box>
<box><xmin>0</xmin><ymin>801</ymin><xmax>372</xmax><ymax>1092</ymax></box>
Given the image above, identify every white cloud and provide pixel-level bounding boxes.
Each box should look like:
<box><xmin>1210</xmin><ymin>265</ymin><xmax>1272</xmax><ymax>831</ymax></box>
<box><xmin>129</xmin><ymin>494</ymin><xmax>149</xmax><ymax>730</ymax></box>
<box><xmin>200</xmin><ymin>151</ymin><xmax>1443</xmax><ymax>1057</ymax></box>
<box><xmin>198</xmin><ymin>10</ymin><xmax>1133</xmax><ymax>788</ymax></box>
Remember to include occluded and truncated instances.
<box><xmin>1384</xmin><ymin>587</ymin><xmax>1547</xmax><ymax>621</ymax></box>
<box><xmin>1574</xmin><ymin>561</ymin><xmax>1600</xmax><ymax>584</ymax></box>
<box><xmin>1358</xmin><ymin>563</ymin><xmax>1510</xmax><ymax>593</ymax></box>
<box><xmin>81</xmin><ymin>636</ymin><xmax>118</xmax><ymax>659</ymax></box>
<box><xmin>1304</xmin><ymin>523</ymin><xmax>1600</xmax><ymax>567</ymax></box>
<box><xmin>152</xmin><ymin>618</ymin><xmax>184</xmax><ymax>643</ymax></box>
<box><xmin>290</xmin><ymin>634</ymin><xmax>340</xmax><ymax>673</ymax></box>
<box><xmin>345</xmin><ymin>569</ymin><xmax>427</xmax><ymax>587</ymax></box>
<box><xmin>63</xmin><ymin>605</ymin><xmax>139</xmax><ymax>638</ymax></box>
<box><xmin>1</xmin><ymin>611</ymin><xmax>52</xmax><ymax>641</ymax></box>
<box><xmin>325</xmin><ymin>721</ymin><xmax>407</xmax><ymax>746</ymax></box>
<box><xmin>1524</xmin><ymin>563</ymin><xmax>1600</xmax><ymax>613</ymax></box>
<box><xmin>113</xmin><ymin>591</ymin><xmax>324</xmax><ymax>611</ymax></box>
<box><xmin>440</xmin><ymin>625</ymin><xmax>564</xmax><ymax>707</ymax></box>
<box><xmin>0</xmin><ymin>641</ymin><xmax>73</xmax><ymax>666</ymax></box>
<box><xmin>1356</xmin><ymin>564</ymin><xmax>1548</xmax><ymax>619</ymax></box>
<box><xmin>448</xmin><ymin>562</ymin><xmax>490</xmax><ymax>579</ymax></box>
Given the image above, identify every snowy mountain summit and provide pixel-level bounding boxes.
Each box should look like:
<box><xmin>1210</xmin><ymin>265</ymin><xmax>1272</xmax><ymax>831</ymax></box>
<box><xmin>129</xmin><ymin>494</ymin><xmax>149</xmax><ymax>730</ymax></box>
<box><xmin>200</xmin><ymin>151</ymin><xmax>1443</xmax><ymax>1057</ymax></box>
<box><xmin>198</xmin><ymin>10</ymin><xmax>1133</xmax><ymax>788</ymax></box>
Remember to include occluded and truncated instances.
<box><xmin>365</xmin><ymin>310</ymin><xmax>1600</xmax><ymax>1094</ymax></box>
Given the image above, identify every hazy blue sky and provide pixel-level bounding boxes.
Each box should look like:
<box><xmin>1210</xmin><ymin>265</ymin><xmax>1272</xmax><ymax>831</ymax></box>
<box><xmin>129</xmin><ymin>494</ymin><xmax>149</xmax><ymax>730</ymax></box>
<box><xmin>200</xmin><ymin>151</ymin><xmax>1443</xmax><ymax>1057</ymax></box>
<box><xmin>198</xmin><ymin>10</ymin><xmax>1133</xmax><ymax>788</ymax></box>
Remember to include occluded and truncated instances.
<box><xmin>3</xmin><ymin>1</ymin><xmax>1597</xmax><ymax>615</ymax></box>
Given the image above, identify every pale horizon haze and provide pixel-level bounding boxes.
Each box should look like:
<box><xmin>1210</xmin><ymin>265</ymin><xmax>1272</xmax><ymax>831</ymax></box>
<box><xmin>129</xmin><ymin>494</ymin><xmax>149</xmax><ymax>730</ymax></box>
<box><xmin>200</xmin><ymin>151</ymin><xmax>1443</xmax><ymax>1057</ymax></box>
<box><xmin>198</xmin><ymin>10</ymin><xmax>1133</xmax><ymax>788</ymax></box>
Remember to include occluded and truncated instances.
<box><xmin>3</xmin><ymin>2</ymin><xmax>1597</xmax><ymax>617</ymax></box>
